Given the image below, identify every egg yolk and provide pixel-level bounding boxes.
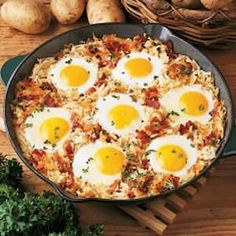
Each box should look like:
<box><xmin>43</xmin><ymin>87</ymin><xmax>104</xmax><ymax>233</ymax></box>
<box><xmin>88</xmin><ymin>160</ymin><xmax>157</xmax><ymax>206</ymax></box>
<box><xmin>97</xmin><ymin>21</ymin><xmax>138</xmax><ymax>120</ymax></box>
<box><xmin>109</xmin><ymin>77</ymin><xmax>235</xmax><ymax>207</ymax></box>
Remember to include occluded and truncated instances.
<box><xmin>125</xmin><ymin>58</ymin><xmax>153</xmax><ymax>78</ymax></box>
<box><xmin>94</xmin><ymin>147</ymin><xmax>125</xmax><ymax>175</ymax></box>
<box><xmin>108</xmin><ymin>105</ymin><xmax>139</xmax><ymax>130</ymax></box>
<box><xmin>60</xmin><ymin>65</ymin><xmax>89</xmax><ymax>87</ymax></box>
<box><xmin>39</xmin><ymin>118</ymin><xmax>69</xmax><ymax>144</ymax></box>
<box><xmin>156</xmin><ymin>145</ymin><xmax>187</xmax><ymax>172</ymax></box>
<box><xmin>179</xmin><ymin>91</ymin><xmax>208</xmax><ymax>116</ymax></box>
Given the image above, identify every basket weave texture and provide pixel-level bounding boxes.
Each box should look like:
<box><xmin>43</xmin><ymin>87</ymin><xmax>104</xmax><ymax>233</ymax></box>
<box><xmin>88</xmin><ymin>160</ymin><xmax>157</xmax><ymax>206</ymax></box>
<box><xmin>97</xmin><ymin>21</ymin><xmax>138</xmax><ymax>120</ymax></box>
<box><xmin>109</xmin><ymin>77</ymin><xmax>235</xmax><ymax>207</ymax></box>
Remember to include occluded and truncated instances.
<box><xmin>121</xmin><ymin>0</ymin><xmax>236</xmax><ymax>48</ymax></box>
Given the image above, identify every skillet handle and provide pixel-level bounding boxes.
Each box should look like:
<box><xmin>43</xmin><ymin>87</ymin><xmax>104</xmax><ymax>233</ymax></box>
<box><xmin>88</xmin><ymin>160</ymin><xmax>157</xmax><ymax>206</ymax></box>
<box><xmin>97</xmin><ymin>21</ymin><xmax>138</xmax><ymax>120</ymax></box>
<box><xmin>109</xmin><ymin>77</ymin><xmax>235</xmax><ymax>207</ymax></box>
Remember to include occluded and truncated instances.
<box><xmin>0</xmin><ymin>54</ymin><xmax>28</xmax><ymax>86</ymax></box>
<box><xmin>222</xmin><ymin>124</ymin><xmax>236</xmax><ymax>158</ymax></box>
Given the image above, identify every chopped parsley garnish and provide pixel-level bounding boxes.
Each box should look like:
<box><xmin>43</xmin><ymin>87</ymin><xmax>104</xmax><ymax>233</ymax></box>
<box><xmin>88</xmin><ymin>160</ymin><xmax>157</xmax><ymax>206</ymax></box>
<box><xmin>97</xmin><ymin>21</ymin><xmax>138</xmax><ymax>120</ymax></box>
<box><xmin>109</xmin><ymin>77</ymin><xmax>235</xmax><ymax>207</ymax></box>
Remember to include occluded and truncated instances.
<box><xmin>141</xmin><ymin>88</ymin><xmax>146</xmax><ymax>93</ymax></box>
<box><xmin>145</xmin><ymin>149</ymin><xmax>155</xmax><ymax>156</ymax></box>
<box><xmin>54</xmin><ymin>126</ymin><xmax>60</xmax><ymax>140</ymax></box>
<box><xmin>126</xmin><ymin>54</ymin><xmax>130</xmax><ymax>58</ymax></box>
<box><xmin>190</xmin><ymin>144</ymin><xmax>194</xmax><ymax>148</ymax></box>
<box><xmin>126</xmin><ymin>154</ymin><xmax>133</xmax><ymax>161</ymax></box>
<box><xmin>86</xmin><ymin>157</ymin><xmax>93</xmax><ymax>164</ymax></box>
<box><xmin>111</xmin><ymin>120</ymin><xmax>115</xmax><ymax>126</ymax></box>
<box><xmin>171</xmin><ymin>149</ymin><xmax>176</xmax><ymax>153</ymax></box>
<box><xmin>52</xmin><ymin>143</ymin><xmax>56</xmax><ymax>148</ymax></box>
<box><xmin>111</xmin><ymin>95</ymin><xmax>120</xmax><ymax>99</ymax></box>
<box><xmin>148</xmin><ymin>57</ymin><xmax>151</xmax><ymax>61</ymax></box>
<box><xmin>82</xmin><ymin>167</ymin><xmax>89</xmax><ymax>173</ymax></box>
<box><xmin>65</xmin><ymin>58</ymin><xmax>72</xmax><ymax>64</ymax></box>
<box><xmin>25</xmin><ymin>123</ymin><xmax>33</xmax><ymax>128</ymax></box>
<box><xmin>181</xmin><ymin>108</ymin><xmax>186</xmax><ymax>112</ymax></box>
<box><xmin>144</xmin><ymin>83</ymin><xmax>148</xmax><ymax>87</ymax></box>
<box><xmin>44</xmin><ymin>140</ymin><xmax>50</xmax><ymax>144</ymax></box>
<box><xmin>198</xmin><ymin>104</ymin><xmax>205</xmax><ymax>111</ymax></box>
<box><xmin>153</xmin><ymin>75</ymin><xmax>159</xmax><ymax>80</ymax></box>
<box><xmin>167</xmin><ymin>110</ymin><xmax>180</xmax><ymax>117</ymax></box>
<box><xmin>121</xmin><ymin>71</ymin><xmax>125</xmax><ymax>74</ymax></box>
<box><xmin>124</xmin><ymin>143</ymin><xmax>131</xmax><ymax>149</ymax></box>
<box><xmin>122</xmin><ymin>171</ymin><xmax>132</xmax><ymax>180</ymax></box>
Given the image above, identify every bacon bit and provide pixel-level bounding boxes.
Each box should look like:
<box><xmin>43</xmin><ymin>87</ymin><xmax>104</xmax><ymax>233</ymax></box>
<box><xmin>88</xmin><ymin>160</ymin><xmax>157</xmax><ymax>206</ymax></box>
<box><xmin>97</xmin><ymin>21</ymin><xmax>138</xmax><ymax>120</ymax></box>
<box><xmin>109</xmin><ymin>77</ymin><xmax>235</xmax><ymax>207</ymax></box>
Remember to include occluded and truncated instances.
<box><xmin>54</xmin><ymin>152</ymin><xmax>70</xmax><ymax>173</ymax></box>
<box><xmin>137</xmin><ymin>176</ymin><xmax>153</xmax><ymax>193</ymax></box>
<box><xmin>142</xmin><ymin>159</ymin><xmax>149</xmax><ymax>170</ymax></box>
<box><xmin>40</xmin><ymin>82</ymin><xmax>56</xmax><ymax>92</ymax></box>
<box><xmin>17</xmin><ymin>79</ymin><xmax>44</xmax><ymax>101</ymax></box>
<box><xmin>108</xmin><ymin>180</ymin><xmax>121</xmax><ymax>193</ymax></box>
<box><xmin>144</xmin><ymin>87</ymin><xmax>160</xmax><ymax>109</ymax></box>
<box><xmin>179</xmin><ymin>121</ymin><xmax>196</xmax><ymax>135</ymax></box>
<box><xmin>127</xmin><ymin>190</ymin><xmax>136</xmax><ymax>199</ymax></box>
<box><xmin>31</xmin><ymin>149</ymin><xmax>46</xmax><ymax>172</ymax></box>
<box><xmin>43</xmin><ymin>94</ymin><xmax>60</xmax><ymax>107</ymax></box>
<box><xmin>165</xmin><ymin>40</ymin><xmax>177</xmax><ymax>59</ymax></box>
<box><xmin>71</xmin><ymin>113</ymin><xmax>82</xmax><ymax>131</ymax></box>
<box><xmin>87</xmin><ymin>87</ymin><xmax>96</xmax><ymax>95</ymax></box>
<box><xmin>168</xmin><ymin>61</ymin><xmax>193</xmax><ymax>80</ymax></box>
<box><xmin>133</xmin><ymin>34</ymin><xmax>148</xmax><ymax>48</ymax></box>
<box><xmin>103</xmin><ymin>35</ymin><xmax>131</xmax><ymax>55</ymax></box>
<box><xmin>63</xmin><ymin>141</ymin><xmax>74</xmax><ymax>159</ymax></box>
<box><xmin>170</xmin><ymin>176</ymin><xmax>180</xmax><ymax>188</ymax></box>
<box><xmin>83</xmin><ymin>124</ymin><xmax>102</xmax><ymax>142</ymax></box>
<box><xmin>204</xmin><ymin>133</ymin><xmax>217</xmax><ymax>146</ymax></box>
<box><xmin>136</xmin><ymin>130</ymin><xmax>151</xmax><ymax>145</ymax></box>
<box><xmin>94</xmin><ymin>73</ymin><xmax>108</xmax><ymax>87</ymax></box>
<box><xmin>65</xmin><ymin>171</ymin><xmax>75</xmax><ymax>188</ymax></box>
<box><xmin>145</xmin><ymin>117</ymin><xmax>169</xmax><ymax>136</ymax></box>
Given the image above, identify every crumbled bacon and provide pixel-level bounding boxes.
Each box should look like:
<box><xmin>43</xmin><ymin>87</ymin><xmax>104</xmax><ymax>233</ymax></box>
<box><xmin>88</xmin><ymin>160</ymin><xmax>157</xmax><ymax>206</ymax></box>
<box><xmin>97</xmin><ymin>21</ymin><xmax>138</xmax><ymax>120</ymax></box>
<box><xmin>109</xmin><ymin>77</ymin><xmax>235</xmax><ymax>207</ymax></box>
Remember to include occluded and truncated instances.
<box><xmin>103</xmin><ymin>35</ymin><xmax>131</xmax><ymax>55</ymax></box>
<box><xmin>165</xmin><ymin>40</ymin><xmax>177</xmax><ymax>59</ymax></box>
<box><xmin>127</xmin><ymin>190</ymin><xmax>136</xmax><ymax>199</ymax></box>
<box><xmin>137</xmin><ymin>176</ymin><xmax>153</xmax><ymax>193</ymax></box>
<box><xmin>145</xmin><ymin>117</ymin><xmax>169</xmax><ymax>136</ymax></box>
<box><xmin>108</xmin><ymin>180</ymin><xmax>121</xmax><ymax>193</ymax></box>
<box><xmin>168</xmin><ymin>61</ymin><xmax>193</xmax><ymax>80</ymax></box>
<box><xmin>203</xmin><ymin>132</ymin><xmax>217</xmax><ymax>146</ymax></box>
<box><xmin>133</xmin><ymin>34</ymin><xmax>148</xmax><ymax>48</ymax></box>
<box><xmin>63</xmin><ymin>140</ymin><xmax>74</xmax><ymax>159</ymax></box>
<box><xmin>94</xmin><ymin>73</ymin><xmax>108</xmax><ymax>87</ymax></box>
<box><xmin>136</xmin><ymin>130</ymin><xmax>151</xmax><ymax>145</ymax></box>
<box><xmin>17</xmin><ymin>79</ymin><xmax>44</xmax><ymax>101</ymax></box>
<box><xmin>144</xmin><ymin>87</ymin><xmax>160</xmax><ymax>109</ymax></box>
<box><xmin>170</xmin><ymin>176</ymin><xmax>180</xmax><ymax>188</ymax></box>
<box><xmin>40</xmin><ymin>82</ymin><xmax>57</xmax><ymax>92</ymax></box>
<box><xmin>43</xmin><ymin>94</ymin><xmax>60</xmax><ymax>107</ymax></box>
<box><xmin>54</xmin><ymin>152</ymin><xmax>70</xmax><ymax>173</ymax></box>
<box><xmin>179</xmin><ymin>121</ymin><xmax>196</xmax><ymax>135</ymax></box>
<box><xmin>71</xmin><ymin>113</ymin><xmax>82</xmax><ymax>131</ymax></box>
<box><xmin>65</xmin><ymin>171</ymin><xmax>75</xmax><ymax>188</ymax></box>
<box><xmin>31</xmin><ymin>149</ymin><xmax>46</xmax><ymax>173</ymax></box>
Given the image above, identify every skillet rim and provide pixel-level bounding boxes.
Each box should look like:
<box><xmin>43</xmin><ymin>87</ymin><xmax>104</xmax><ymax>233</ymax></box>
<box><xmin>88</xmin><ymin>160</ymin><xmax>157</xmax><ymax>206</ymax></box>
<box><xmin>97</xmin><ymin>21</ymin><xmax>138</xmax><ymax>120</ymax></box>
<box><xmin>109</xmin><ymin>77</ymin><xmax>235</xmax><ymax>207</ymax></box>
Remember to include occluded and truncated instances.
<box><xmin>3</xmin><ymin>23</ymin><xmax>234</xmax><ymax>203</ymax></box>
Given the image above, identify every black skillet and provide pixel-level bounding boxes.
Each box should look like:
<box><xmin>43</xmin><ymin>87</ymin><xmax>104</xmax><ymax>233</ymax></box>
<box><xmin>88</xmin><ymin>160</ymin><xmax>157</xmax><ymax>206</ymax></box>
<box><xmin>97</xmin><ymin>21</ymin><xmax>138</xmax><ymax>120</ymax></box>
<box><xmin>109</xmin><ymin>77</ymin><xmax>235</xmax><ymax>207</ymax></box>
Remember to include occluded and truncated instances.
<box><xmin>1</xmin><ymin>24</ymin><xmax>236</xmax><ymax>204</ymax></box>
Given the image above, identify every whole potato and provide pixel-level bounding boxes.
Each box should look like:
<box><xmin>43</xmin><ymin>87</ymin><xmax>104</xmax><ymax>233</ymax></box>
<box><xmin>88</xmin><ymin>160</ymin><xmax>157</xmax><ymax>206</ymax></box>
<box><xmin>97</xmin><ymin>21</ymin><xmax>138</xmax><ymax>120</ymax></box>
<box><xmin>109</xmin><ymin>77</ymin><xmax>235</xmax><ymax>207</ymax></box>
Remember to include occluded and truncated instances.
<box><xmin>200</xmin><ymin>0</ymin><xmax>233</xmax><ymax>9</ymax></box>
<box><xmin>1</xmin><ymin>0</ymin><xmax>51</xmax><ymax>34</ymax></box>
<box><xmin>51</xmin><ymin>0</ymin><xmax>85</xmax><ymax>24</ymax></box>
<box><xmin>87</xmin><ymin>0</ymin><xmax>125</xmax><ymax>24</ymax></box>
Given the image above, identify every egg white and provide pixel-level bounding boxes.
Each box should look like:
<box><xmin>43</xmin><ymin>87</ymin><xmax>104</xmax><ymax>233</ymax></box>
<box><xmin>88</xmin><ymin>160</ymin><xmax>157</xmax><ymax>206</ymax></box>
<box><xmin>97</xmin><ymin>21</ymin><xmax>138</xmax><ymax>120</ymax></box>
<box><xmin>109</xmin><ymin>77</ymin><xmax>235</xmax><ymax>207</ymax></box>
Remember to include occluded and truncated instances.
<box><xmin>24</xmin><ymin>107</ymin><xmax>71</xmax><ymax>151</ymax></box>
<box><xmin>112</xmin><ymin>52</ymin><xmax>167</xmax><ymax>87</ymax></box>
<box><xmin>72</xmin><ymin>141</ymin><xmax>124</xmax><ymax>186</ymax></box>
<box><xmin>95</xmin><ymin>93</ymin><xmax>145</xmax><ymax>136</ymax></box>
<box><xmin>160</xmin><ymin>85</ymin><xmax>215</xmax><ymax>124</ymax></box>
<box><xmin>49</xmin><ymin>57</ymin><xmax>98</xmax><ymax>94</ymax></box>
<box><xmin>147</xmin><ymin>135</ymin><xmax>198</xmax><ymax>177</ymax></box>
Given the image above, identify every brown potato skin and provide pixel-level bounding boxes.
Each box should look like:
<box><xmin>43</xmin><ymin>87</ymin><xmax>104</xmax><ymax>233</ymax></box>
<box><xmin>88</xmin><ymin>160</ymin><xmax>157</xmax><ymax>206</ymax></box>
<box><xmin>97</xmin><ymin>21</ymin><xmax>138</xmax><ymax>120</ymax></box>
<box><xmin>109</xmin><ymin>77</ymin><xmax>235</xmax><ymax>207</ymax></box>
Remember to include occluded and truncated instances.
<box><xmin>200</xmin><ymin>0</ymin><xmax>233</xmax><ymax>9</ymax></box>
<box><xmin>50</xmin><ymin>0</ymin><xmax>85</xmax><ymax>25</ymax></box>
<box><xmin>87</xmin><ymin>0</ymin><xmax>125</xmax><ymax>24</ymax></box>
<box><xmin>1</xmin><ymin>0</ymin><xmax>51</xmax><ymax>34</ymax></box>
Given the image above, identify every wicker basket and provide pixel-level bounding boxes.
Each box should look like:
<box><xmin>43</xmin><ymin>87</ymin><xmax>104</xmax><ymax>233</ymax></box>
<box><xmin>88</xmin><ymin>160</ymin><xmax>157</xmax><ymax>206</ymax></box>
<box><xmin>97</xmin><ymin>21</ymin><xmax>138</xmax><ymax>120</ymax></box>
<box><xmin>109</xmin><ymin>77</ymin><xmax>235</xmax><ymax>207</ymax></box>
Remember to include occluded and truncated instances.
<box><xmin>121</xmin><ymin>0</ymin><xmax>236</xmax><ymax>48</ymax></box>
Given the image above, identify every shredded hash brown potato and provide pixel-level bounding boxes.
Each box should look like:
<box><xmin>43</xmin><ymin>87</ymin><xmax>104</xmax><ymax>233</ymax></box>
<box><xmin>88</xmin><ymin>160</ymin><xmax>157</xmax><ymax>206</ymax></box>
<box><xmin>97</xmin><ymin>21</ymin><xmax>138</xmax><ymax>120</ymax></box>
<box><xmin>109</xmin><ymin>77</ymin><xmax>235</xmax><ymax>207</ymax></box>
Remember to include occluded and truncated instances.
<box><xmin>11</xmin><ymin>34</ymin><xmax>226</xmax><ymax>199</ymax></box>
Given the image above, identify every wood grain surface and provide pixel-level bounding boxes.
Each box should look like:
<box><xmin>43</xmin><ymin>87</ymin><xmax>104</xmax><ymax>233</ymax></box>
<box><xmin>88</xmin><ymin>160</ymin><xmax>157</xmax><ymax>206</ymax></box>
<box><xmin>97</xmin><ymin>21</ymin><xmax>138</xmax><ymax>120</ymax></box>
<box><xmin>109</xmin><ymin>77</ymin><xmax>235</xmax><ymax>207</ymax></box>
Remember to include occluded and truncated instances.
<box><xmin>0</xmin><ymin>14</ymin><xmax>236</xmax><ymax>236</ymax></box>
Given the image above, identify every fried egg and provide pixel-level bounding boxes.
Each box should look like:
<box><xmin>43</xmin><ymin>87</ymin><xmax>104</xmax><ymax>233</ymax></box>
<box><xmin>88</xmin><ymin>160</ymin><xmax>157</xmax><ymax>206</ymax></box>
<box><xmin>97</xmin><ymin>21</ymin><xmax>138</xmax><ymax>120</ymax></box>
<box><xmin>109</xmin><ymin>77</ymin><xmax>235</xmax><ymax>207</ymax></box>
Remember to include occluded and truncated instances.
<box><xmin>73</xmin><ymin>141</ymin><xmax>126</xmax><ymax>185</ymax></box>
<box><xmin>160</xmin><ymin>85</ymin><xmax>215</xmax><ymax>124</ymax></box>
<box><xmin>49</xmin><ymin>57</ymin><xmax>98</xmax><ymax>93</ymax></box>
<box><xmin>147</xmin><ymin>135</ymin><xmax>198</xmax><ymax>177</ymax></box>
<box><xmin>95</xmin><ymin>93</ymin><xmax>145</xmax><ymax>136</ymax></box>
<box><xmin>112</xmin><ymin>52</ymin><xmax>166</xmax><ymax>87</ymax></box>
<box><xmin>24</xmin><ymin>107</ymin><xmax>71</xmax><ymax>151</ymax></box>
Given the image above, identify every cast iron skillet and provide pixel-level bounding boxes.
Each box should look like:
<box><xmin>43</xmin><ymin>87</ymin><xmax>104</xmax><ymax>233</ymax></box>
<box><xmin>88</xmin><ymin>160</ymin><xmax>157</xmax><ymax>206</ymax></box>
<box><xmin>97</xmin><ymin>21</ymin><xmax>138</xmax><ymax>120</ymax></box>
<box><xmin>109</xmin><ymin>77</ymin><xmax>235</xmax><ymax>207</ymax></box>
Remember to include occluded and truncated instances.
<box><xmin>1</xmin><ymin>23</ymin><xmax>236</xmax><ymax>204</ymax></box>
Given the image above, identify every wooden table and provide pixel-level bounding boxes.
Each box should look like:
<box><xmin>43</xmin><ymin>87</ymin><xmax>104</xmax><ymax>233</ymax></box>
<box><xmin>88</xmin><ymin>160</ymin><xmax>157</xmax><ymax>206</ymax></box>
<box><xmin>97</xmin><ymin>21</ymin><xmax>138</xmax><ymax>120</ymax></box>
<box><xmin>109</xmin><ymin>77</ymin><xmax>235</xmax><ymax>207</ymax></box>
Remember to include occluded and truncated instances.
<box><xmin>1</xmin><ymin>17</ymin><xmax>236</xmax><ymax>236</ymax></box>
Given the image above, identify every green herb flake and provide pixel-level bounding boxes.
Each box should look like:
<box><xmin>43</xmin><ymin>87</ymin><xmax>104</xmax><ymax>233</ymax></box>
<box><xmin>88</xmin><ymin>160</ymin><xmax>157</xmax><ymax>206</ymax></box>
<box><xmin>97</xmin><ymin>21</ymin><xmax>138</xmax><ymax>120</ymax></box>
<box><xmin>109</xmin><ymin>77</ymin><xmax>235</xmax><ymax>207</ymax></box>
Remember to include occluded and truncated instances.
<box><xmin>145</xmin><ymin>149</ymin><xmax>155</xmax><ymax>156</ymax></box>
<box><xmin>167</xmin><ymin>110</ymin><xmax>180</xmax><ymax>117</ymax></box>
<box><xmin>65</xmin><ymin>58</ymin><xmax>72</xmax><ymax>64</ymax></box>
<box><xmin>198</xmin><ymin>104</ymin><xmax>205</xmax><ymax>111</ymax></box>
<box><xmin>111</xmin><ymin>95</ymin><xmax>120</xmax><ymax>99</ymax></box>
<box><xmin>82</xmin><ymin>167</ymin><xmax>89</xmax><ymax>173</ymax></box>
<box><xmin>25</xmin><ymin>123</ymin><xmax>33</xmax><ymax>128</ymax></box>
